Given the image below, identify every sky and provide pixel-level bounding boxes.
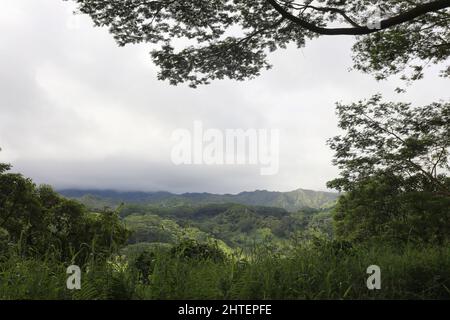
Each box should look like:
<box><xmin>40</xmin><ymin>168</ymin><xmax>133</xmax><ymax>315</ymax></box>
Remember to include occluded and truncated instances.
<box><xmin>0</xmin><ymin>0</ymin><xmax>449</xmax><ymax>194</ymax></box>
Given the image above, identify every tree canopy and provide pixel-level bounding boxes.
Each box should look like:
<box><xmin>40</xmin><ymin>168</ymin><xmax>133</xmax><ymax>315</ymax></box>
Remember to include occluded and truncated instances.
<box><xmin>327</xmin><ymin>96</ymin><xmax>450</xmax><ymax>243</ymax></box>
<box><xmin>0</xmin><ymin>154</ymin><xmax>130</xmax><ymax>263</ymax></box>
<box><xmin>327</xmin><ymin>95</ymin><xmax>450</xmax><ymax>195</ymax></box>
<box><xmin>66</xmin><ymin>0</ymin><xmax>450</xmax><ymax>87</ymax></box>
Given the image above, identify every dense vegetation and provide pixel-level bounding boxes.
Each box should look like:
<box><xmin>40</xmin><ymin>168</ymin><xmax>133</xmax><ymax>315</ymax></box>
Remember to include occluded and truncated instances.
<box><xmin>328</xmin><ymin>96</ymin><xmax>450</xmax><ymax>244</ymax></box>
<box><xmin>1</xmin><ymin>0</ymin><xmax>447</xmax><ymax>300</ymax></box>
<box><xmin>121</xmin><ymin>203</ymin><xmax>333</xmax><ymax>250</ymax></box>
<box><xmin>1</xmin><ymin>235</ymin><xmax>449</xmax><ymax>299</ymax></box>
<box><xmin>1</xmin><ymin>146</ymin><xmax>449</xmax><ymax>299</ymax></box>
<box><xmin>0</xmin><ymin>160</ymin><xmax>130</xmax><ymax>265</ymax></box>
<box><xmin>1</xmin><ymin>92</ymin><xmax>449</xmax><ymax>299</ymax></box>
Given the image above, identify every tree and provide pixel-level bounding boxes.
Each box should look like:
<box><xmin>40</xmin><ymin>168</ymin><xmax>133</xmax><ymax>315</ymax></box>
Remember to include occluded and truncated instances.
<box><xmin>327</xmin><ymin>95</ymin><xmax>450</xmax><ymax>195</ymax></box>
<box><xmin>327</xmin><ymin>95</ymin><xmax>450</xmax><ymax>243</ymax></box>
<box><xmin>0</xmin><ymin>168</ymin><xmax>45</xmax><ymax>249</ymax></box>
<box><xmin>0</xmin><ymin>153</ymin><xmax>130</xmax><ymax>261</ymax></box>
<box><xmin>66</xmin><ymin>0</ymin><xmax>450</xmax><ymax>87</ymax></box>
<box><xmin>170</xmin><ymin>239</ymin><xmax>226</xmax><ymax>262</ymax></box>
<box><xmin>332</xmin><ymin>173</ymin><xmax>450</xmax><ymax>243</ymax></box>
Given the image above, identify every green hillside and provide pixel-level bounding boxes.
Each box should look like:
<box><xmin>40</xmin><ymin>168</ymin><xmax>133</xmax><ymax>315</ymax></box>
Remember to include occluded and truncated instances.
<box><xmin>57</xmin><ymin>189</ymin><xmax>336</xmax><ymax>251</ymax></box>
<box><xmin>59</xmin><ymin>188</ymin><xmax>339</xmax><ymax>212</ymax></box>
<box><xmin>120</xmin><ymin>203</ymin><xmax>333</xmax><ymax>251</ymax></box>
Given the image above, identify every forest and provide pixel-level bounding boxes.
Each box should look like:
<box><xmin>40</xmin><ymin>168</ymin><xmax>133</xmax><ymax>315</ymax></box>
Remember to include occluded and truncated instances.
<box><xmin>1</xmin><ymin>0</ymin><xmax>449</xmax><ymax>300</ymax></box>
<box><xmin>1</xmin><ymin>95</ymin><xmax>449</xmax><ymax>299</ymax></box>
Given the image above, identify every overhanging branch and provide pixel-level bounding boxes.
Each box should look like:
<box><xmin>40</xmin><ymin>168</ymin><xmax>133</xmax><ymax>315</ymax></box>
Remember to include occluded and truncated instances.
<box><xmin>267</xmin><ymin>0</ymin><xmax>450</xmax><ymax>35</ymax></box>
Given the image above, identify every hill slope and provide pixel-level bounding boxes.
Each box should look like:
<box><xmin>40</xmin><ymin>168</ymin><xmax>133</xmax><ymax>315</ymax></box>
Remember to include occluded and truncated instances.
<box><xmin>59</xmin><ymin>188</ymin><xmax>338</xmax><ymax>211</ymax></box>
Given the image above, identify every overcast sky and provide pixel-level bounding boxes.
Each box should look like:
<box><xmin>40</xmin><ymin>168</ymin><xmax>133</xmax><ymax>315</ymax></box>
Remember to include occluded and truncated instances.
<box><xmin>0</xmin><ymin>0</ymin><xmax>448</xmax><ymax>194</ymax></box>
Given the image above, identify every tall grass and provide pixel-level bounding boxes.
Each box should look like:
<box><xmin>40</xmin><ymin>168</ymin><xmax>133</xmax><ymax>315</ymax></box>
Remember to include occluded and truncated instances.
<box><xmin>1</xmin><ymin>242</ymin><xmax>449</xmax><ymax>300</ymax></box>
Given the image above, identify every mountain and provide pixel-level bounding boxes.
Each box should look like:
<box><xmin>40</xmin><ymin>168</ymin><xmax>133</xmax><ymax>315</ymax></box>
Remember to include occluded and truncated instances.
<box><xmin>58</xmin><ymin>188</ymin><xmax>339</xmax><ymax>211</ymax></box>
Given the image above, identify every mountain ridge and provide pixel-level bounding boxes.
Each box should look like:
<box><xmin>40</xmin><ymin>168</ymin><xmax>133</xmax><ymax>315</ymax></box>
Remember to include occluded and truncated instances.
<box><xmin>58</xmin><ymin>188</ymin><xmax>339</xmax><ymax>212</ymax></box>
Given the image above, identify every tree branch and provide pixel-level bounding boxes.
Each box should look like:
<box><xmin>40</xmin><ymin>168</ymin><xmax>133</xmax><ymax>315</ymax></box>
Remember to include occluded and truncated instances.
<box><xmin>360</xmin><ymin>112</ymin><xmax>450</xmax><ymax>194</ymax></box>
<box><xmin>267</xmin><ymin>0</ymin><xmax>450</xmax><ymax>35</ymax></box>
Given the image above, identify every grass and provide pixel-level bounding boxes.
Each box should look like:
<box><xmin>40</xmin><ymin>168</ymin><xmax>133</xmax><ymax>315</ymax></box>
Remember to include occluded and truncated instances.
<box><xmin>0</xmin><ymin>241</ymin><xmax>449</xmax><ymax>300</ymax></box>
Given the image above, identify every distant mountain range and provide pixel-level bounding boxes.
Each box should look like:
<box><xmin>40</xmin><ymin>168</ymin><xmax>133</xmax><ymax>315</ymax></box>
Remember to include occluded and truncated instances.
<box><xmin>58</xmin><ymin>188</ymin><xmax>339</xmax><ymax>212</ymax></box>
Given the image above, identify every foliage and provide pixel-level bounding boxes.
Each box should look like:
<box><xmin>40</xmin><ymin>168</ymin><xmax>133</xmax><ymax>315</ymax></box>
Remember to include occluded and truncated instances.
<box><xmin>124</xmin><ymin>213</ymin><xmax>212</xmax><ymax>245</ymax></box>
<box><xmin>0</xmin><ymin>163</ymin><xmax>130</xmax><ymax>263</ymax></box>
<box><xmin>333</xmin><ymin>174</ymin><xmax>450</xmax><ymax>243</ymax></box>
<box><xmin>170</xmin><ymin>239</ymin><xmax>227</xmax><ymax>262</ymax></box>
<box><xmin>327</xmin><ymin>95</ymin><xmax>450</xmax><ymax>243</ymax></box>
<box><xmin>65</xmin><ymin>0</ymin><xmax>450</xmax><ymax>87</ymax></box>
<box><xmin>328</xmin><ymin>95</ymin><xmax>449</xmax><ymax>194</ymax></box>
<box><xmin>1</xmin><ymin>240</ymin><xmax>449</xmax><ymax>300</ymax></box>
<box><xmin>131</xmin><ymin>250</ymin><xmax>156</xmax><ymax>284</ymax></box>
<box><xmin>0</xmin><ymin>156</ymin><xmax>450</xmax><ymax>300</ymax></box>
<box><xmin>121</xmin><ymin>203</ymin><xmax>332</xmax><ymax>250</ymax></box>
